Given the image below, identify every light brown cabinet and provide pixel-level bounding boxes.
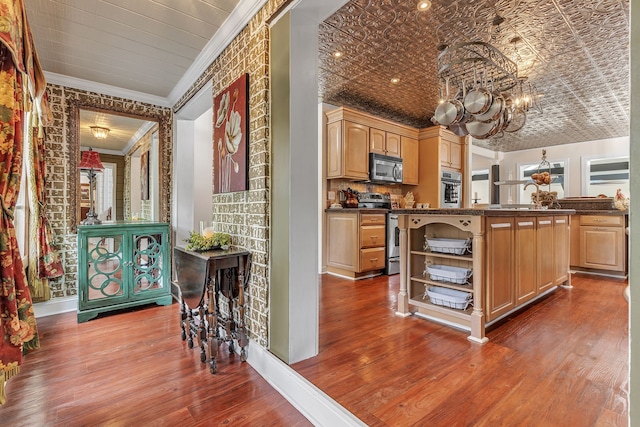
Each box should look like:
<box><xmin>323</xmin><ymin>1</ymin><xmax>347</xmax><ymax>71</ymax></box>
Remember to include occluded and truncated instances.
<box><xmin>515</xmin><ymin>219</ymin><xmax>537</xmax><ymax>305</ymax></box>
<box><xmin>326</xmin><ymin>107</ymin><xmax>419</xmax><ymax>184</ymax></box>
<box><xmin>485</xmin><ymin>214</ymin><xmax>571</xmax><ymax>322</ymax></box>
<box><xmin>537</xmin><ymin>217</ymin><xmax>555</xmax><ymax>292</ymax></box>
<box><xmin>553</xmin><ymin>216</ymin><xmax>570</xmax><ymax>285</ymax></box>
<box><xmin>570</xmin><ymin>214</ymin><xmax>627</xmax><ymax>274</ymax></box>
<box><xmin>486</xmin><ymin>217</ymin><xmax>515</xmax><ymax>321</ymax></box>
<box><xmin>440</xmin><ymin>139</ymin><xmax>463</xmax><ymax>171</ymax></box>
<box><xmin>401</xmin><ymin>136</ymin><xmax>418</xmax><ymax>185</ymax></box>
<box><xmin>370</xmin><ymin>128</ymin><xmax>401</xmax><ymax>157</ymax></box>
<box><xmin>412</xmin><ymin>126</ymin><xmax>466</xmax><ymax>207</ymax></box>
<box><xmin>579</xmin><ymin>215</ymin><xmax>625</xmax><ymax>272</ymax></box>
<box><xmin>326</xmin><ymin>211</ymin><xmax>386</xmax><ymax>278</ymax></box>
<box><xmin>326</xmin><ymin>120</ymin><xmax>369</xmax><ymax>180</ymax></box>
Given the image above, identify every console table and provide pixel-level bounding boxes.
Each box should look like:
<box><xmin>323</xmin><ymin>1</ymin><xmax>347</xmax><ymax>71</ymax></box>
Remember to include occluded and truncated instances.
<box><xmin>173</xmin><ymin>246</ymin><xmax>251</xmax><ymax>373</ymax></box>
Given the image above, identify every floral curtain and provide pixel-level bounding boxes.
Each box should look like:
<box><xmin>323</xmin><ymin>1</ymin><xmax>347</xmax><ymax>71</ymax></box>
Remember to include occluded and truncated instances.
<box><xmin>0</xmin><ymin>0</ymin><xmax>46</xmax><ymax>405</ymax></box>
<box><xmin>28</xmin><ymin>105</ymin><xmax>64</xmax><ymax>302</ymax></box>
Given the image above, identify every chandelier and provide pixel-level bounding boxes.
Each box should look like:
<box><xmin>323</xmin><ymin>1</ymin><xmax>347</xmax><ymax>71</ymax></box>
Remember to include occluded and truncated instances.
<box><xmin>432</xmin><ymin>40</ymin><xmax>542</xmax><ymax>139</ymax></box>
<box><xmin>90</xmin><ymin>126</ymin><xmax>110</xmax><ymax>139</ymax></box>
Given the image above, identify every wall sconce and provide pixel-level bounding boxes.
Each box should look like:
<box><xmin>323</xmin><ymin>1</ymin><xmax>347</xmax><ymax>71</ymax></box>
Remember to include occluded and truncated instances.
<box><xmin>90</xmin><ymin>126</ymin><xmax>110</xmax><ymax>139</ymax></box>
<box><xmin>78</xmin><ymin>148</ymin><xmax>105</xmax><ymax>225</ymax></box>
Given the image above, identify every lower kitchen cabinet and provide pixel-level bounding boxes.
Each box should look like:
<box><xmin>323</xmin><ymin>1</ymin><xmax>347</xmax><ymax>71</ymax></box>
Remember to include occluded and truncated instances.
<box><xmin>485</xmin><ymin>214</ymin><xmax>570</xmax><ymax>322</ymax></box>
<box><xmin>77</xmin><ymin>221</ymin><xmax>172</xmax><ymax>322</ymax></box>
<box><xmin>486</xmin><ymin>217</ymin><xmax>515</xmax><ymax>320</ymax></box>
<box><xmin>326</xmin><ymin>210</ymin><xmax>386</xmax><ymax>278</ymax></box>
<box><xmin>570</xmin><ymin>214</ymin><xmax>627</xmax><ymax>275</ymax></box>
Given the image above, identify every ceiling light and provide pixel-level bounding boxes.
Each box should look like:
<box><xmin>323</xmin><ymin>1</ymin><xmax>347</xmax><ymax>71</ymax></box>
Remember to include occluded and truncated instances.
<box><xmin>332</xmin><ymin>51</ymin><xmax>343</xmax><ymax>58</ymax></box>
<box><xmin>417</xmin><ymin>1</ymin><xmax>432</xmax><ymax>11</ymax></box>
<box><xmin>90</xmin><ymin>126</ymin><xmax>110</xmax><ymax>139</ymax></box>
<box><xmin>390</xmin><ymin>77</ymin><xmax>400</xmax><ymax>84</ymax></box>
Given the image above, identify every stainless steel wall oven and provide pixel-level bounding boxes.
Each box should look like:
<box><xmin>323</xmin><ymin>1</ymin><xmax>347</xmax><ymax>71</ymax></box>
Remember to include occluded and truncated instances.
<box><xmin>441</xmin><ymin>170</ymin><xmax>462</xmax><ymax>208</ymax></box>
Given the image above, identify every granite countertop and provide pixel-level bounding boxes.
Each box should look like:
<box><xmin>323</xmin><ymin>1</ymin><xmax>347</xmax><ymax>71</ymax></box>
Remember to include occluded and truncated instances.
<box><xmin>325</xmin><ymin>207</ymin><xmax>626</xmax><ymax>216</ymax></box>
<box><xmin>325</xmin><ymin>207</ymin><xmax>390</xmax><ymax>213</ymax></box>
<box><xmin>392</xmin><ymin>208</ymin><xmax>576</xmax><ymax>216</ymax></box>
<box><xmin>571</xmin><ymin>209</ymin><xmax>628</xmax><ymax>215</ymax></box>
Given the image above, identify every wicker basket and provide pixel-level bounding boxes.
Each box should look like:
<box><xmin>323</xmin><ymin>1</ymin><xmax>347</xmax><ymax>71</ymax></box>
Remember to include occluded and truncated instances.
<box><xmin>425</xmin><ymin>265</ymin><xmax>472</xmax><ymax>285</ymax></box>
<box><xmin>424</xmin><ymin>238</ymin><xmax>471</xmax><ymax>255</ymax></box>
<box><xmin>424</xmin><ymin>286</ymin><xmax>473</xmax><ymax>310</ymax></box>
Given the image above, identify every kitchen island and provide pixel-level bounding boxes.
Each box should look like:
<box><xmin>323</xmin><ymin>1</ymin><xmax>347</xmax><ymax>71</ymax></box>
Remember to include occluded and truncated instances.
<box><xmin>395</xmin><ymin>208</ymin><xmax>575</xmax><ymax>343</ymax></box>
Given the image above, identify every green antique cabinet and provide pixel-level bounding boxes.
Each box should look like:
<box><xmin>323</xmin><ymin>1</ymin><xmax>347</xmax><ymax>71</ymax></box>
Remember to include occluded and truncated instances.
<box><xmin>77</xmin><ymin>221</ymin><xmax>173</xmax><ymax>322</ymax></box>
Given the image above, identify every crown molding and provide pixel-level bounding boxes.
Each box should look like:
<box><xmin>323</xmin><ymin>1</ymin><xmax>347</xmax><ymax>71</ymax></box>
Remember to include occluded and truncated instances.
<box><xmin>167</xmin><ymin>0</ymin><xmax>268</xmax><ymax>105</ymax></box>
<box><xmin>44</xmin><ymin>71</ymin><xmax>171</xmax><ymax>108</ymax></box>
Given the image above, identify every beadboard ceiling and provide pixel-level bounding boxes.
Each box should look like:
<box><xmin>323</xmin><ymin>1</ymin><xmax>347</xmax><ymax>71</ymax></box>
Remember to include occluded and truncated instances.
<box><xmin>24</xmin><ymin>0</ymin><xmax>259</xmax><ymax>104</ymax></box>
<box><xmin>24</xmin><ymin>0</ymin><xmax>630</xmax><ymax>152</ymax></box>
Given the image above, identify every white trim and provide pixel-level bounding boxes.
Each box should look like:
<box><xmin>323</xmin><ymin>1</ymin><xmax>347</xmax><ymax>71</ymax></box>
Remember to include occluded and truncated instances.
<box><xmin>44</xmin><ymin>72</ymin><xmax>170</xmax><ymax>107</ymax></box>
<box><xmin>167</xmin><ymin>0</ymin><xmax>269</xmax><ymax>105</ymax></box>
<box><xmin>33</xmin><ymin>297</ymin><xmax>77</xmax><ymax>318</ymax></box>
<box><xmin>174</xmin><ymin>80</ymin><xmax>213</xmax><ymax>119</ymax></box>
<box><xmin>246</xmin><ymin>339</ymin><xmax>367</xmax><ymax>426</ymax></box>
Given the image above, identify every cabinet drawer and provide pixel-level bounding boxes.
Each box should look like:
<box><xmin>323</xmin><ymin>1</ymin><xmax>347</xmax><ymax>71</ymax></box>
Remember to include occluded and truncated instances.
<box><xmin>580</xmin><ymin>215</ymin><xmax>623</xmax><ymax>227</ymax></box>
<box><xmin>360</xmin><ymin>247</ymin><xmax>385</xmax><ymax>272</ymax></box>
<box><xmin>361</xmin><ymin>213</ymin><xmax>386</xmax><ymax>225</ymax></box>
<box><xmin>360</xmin><ymin>225</ymin><xmax>385</xmax><ymax>248</ymax></box>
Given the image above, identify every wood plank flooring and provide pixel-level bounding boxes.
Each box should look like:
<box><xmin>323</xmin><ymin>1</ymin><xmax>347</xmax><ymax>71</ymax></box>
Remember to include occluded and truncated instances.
<box><xmin>1</xmin><ymin>272</ymin><xmax>629</xmax><ymax>426</ymax></box>
<box><xmin>292</xmin><ymin>273</ymin><xmax>629</xmax><ymax>426</ymax></box>
<box><xmin>0</xmin><ymin>304</ymin><xmax>312</xmax><ymax>426</ymax></box>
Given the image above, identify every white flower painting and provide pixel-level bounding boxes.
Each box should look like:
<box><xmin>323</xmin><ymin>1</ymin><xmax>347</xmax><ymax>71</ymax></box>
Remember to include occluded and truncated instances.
<box><xmin>214</xmin><ymin>74</ymin><xmax>249</xmax><ymax>193</ymax></box>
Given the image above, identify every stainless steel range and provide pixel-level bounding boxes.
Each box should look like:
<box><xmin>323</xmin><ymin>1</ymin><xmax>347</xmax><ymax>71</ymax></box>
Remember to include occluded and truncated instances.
<box><xmin>357</xmin><ymin>192</ymin><xmax>391</xmax><ymax>208</ymax></box>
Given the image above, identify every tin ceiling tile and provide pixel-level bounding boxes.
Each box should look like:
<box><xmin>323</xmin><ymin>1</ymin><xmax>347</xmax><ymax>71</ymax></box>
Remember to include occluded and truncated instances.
<box><xmin>319</xmin><ymin>0</ymin><xmax>630</xmax><ymax>152</ymax></box>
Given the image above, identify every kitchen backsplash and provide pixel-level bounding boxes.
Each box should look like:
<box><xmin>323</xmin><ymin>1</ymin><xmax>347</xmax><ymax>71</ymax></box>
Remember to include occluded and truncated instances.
<box><xmin>328</xmin><ymin>179</ymin><xmax>404</xmax><ymax>203</ymax></box>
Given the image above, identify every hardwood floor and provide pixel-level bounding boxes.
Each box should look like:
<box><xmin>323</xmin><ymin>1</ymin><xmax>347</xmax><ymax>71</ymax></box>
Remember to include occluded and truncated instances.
<box><xmin>292</xmin><ymin>273</ymin><xmax>629</xmax><ymax>426</ymax></box>
<box><xmin>0</xmin><ymin>304</ymin><xmax>312</xmax><ymax>426</ymax></box>
<box><xmin>1</xmin><ymin>272</ymin><xmax>629</xmax><ymax>426</ymax></box>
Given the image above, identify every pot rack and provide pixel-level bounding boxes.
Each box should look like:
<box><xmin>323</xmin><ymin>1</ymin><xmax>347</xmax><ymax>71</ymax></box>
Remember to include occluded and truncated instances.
<box><xmin>433</xmin><ymin>41</ymin><xmax>542</xmax><ymax>139</ymax></box>
<box><xmin>437</xmin><ymin>41</ymin><xmax>520</xmax><ymax>95</ymax></box>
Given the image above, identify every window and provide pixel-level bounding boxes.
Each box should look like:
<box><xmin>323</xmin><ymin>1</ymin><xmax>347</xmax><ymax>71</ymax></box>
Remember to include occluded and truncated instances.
<box><xmin>471</xmin><ymin>169</ymin><xmax>490</xmax><ymax>204</ymax></box>
<box><xmin>518</xmin><ymin>160</ymin><xmax>566</xmax><ymax>204</ymax></box>
<box><xmin>582</xmin><ymin>156</ymin><xmax>629</xmax><ymax>197</ymax></box>
<box><xmin>95</xmin><ymin>163</ymin><xmax>116</xmax><ymax>221</ymax></box>
<box><xmin>15</xmin><ymin>114</ymin><xmax>31</xmax><ymax>260</ymax></box>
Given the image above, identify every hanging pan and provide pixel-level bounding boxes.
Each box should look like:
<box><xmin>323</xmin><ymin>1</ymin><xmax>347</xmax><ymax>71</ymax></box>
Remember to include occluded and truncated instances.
<box><xmin>433</xmin><ymin>78</ymin><xmax>465</xmax><ymax>126</ymax></box>
<box><xmin>464</xmin><ymin>68</ymin><xmax>493</xmax><ymax>114</ymax></box>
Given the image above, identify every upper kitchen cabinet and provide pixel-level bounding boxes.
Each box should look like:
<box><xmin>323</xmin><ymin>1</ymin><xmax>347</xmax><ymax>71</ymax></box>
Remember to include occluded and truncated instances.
<box><xmin>439</xmin><ymin>136</ymin><xmax>463</xmax><ymax>171</ymax></box>
<box><xmin>370</xmin><ymin>128</ymin><xmax>401</xmax><ymax>157</ymax></box>
<box><xmin>326</xmin><ymin>107</ymin><xmax>419</xmax><ymax>181</ymax></box>
<box><xmin>327</xmin><ymin>120</ymin><xmax>369</xmax><ymax>180</ymax></box>
<box><xmin>401</xmin><ymin>136</ymin><xmax>418</xmax><ymax>185</ymax></box>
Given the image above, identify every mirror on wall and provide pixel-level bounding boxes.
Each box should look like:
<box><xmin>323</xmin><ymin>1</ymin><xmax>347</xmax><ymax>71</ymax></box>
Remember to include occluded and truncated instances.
<box><xmin>73</xmin><ymin>107</ymin><xmax>161</xmax><ymax>226</ymax></box>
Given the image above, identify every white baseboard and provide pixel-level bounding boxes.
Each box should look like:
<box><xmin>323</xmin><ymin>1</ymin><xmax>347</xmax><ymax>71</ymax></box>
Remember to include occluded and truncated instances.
<box><xmin>246</xmin><ymin>340</ymin><xmax>366</xmax><ymax>427</ymax></box>
<box><xmin>33</xmin><ymin>297</ymin><xmax>77</xmax><ymax>318</ymax></box>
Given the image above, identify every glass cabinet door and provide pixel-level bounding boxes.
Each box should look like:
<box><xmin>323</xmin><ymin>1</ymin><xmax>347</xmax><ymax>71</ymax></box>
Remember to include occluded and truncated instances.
<box><xmin>85</xmin><ymin>235</ymin><xmax>125</xmax><ymax>302</ymax></box>
<box><xmin>132</xmin><ymin>232</ymin><xmax>165</xmax><ymax>295</ymax></box>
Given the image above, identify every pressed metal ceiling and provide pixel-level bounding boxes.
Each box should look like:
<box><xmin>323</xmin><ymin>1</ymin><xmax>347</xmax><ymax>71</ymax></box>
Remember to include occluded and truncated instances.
<box><xmin>318</xmin><ymin>0</ymin><xmax>630</xmax><ymax>152</ymax></box>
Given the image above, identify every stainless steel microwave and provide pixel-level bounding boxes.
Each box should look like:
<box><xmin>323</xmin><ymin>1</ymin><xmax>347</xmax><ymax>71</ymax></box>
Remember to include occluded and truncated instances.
<box><xmin>369</xmin><ymin>153</ymin><xmax>403</xmax><ymax>184</ymax></box>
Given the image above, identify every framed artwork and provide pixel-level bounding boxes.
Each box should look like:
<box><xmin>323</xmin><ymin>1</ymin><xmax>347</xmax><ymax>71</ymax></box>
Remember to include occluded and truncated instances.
<box><xmin>140</xmin><ymin>151</ymin><xmax>149</xmax><ymax>200</ymax></box>
<box><xmin>214</xmin><ymin>73</ymin><xmax>249</xmax><ymax>193</ymax></box>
